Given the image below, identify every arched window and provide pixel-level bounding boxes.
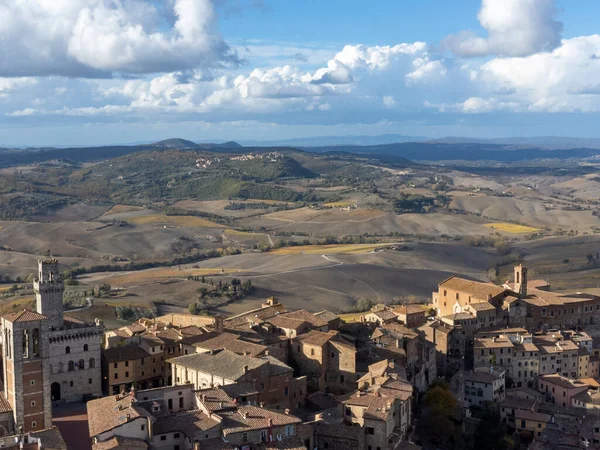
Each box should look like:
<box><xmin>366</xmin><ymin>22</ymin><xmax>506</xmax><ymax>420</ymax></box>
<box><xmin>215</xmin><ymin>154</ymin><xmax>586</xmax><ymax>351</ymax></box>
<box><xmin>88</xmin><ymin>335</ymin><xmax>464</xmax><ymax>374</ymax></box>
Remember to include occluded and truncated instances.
<box><xmin>68</xmin><ymin>361</ymin><xmax>74</xmax><ymax>372</ymax></box>
<box><xmin>58</xmin><ymin>362</ymin><xmax>63</xmax><ymax>373</ymax></box>
<box><xmin>78</xmin><ymin>359</ymin><xmax>85</xmax><ymax>370</ymax></box>
<box><xmin>32</xmin><ymin>329</ymin><xmax>40</xmax><ymax>356</ymax></box>
<box><xmin>89</xmin><ymin>358</ymin><xmax>95</xmax><ymax>369</ymax></box>
<box><xmin>84</xmin><ymin>344</ymin><xmax>89</xmax><ymax>352</ymax></box>
<box><xmin>65</xmin><ymin>346</ymin><xmax>71</xmax><ymax>354</ymax></box>
<box><xmin>477</xmin><ymin>388</ymin><xmax>483</xmax><ymax>397</ymax></box>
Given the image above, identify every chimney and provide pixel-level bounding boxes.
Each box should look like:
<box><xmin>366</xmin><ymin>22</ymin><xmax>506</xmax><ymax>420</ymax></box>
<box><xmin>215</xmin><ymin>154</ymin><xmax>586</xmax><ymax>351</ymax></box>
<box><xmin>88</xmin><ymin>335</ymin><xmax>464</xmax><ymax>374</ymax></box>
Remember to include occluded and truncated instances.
<box><xmin>284</xmin><ymin>408</ymin><xmax>290</xmax><ymax>415</ymax></box>
<box><xmin>268</xmin><ymin>418</ymin><xmax>273</xmax><ymax>427</ymax></box>
<box><xmin>260</xmin><ymin>401</ymin><xmax>265</xmax><ymax>408</ymax></box>
<box><xmin>243</xmin><ymin>365</ymin><xmax>249</xmax><ymax>374</ymax></box>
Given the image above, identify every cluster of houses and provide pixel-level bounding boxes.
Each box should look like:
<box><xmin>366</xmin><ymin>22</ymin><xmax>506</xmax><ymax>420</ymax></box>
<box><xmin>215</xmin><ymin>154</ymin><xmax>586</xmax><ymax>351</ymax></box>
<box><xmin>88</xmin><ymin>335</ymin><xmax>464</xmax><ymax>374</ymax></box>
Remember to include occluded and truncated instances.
<box><xmin>6</xmin><ymin>260</ymin><xmax>600</xmax><ymax>449</ymax></box>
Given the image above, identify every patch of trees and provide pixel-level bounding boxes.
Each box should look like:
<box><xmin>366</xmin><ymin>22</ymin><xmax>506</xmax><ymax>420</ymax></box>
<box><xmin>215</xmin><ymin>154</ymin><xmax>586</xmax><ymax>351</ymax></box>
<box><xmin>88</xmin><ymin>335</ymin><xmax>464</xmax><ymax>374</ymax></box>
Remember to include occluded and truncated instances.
<box><xmin>393</xmin><ymin>193</ymin><xmax>449</xmax><ymax>214</ymax></box>
<box><xmin>188</xmin><ymin>277</ymin><xmax>254</xmax><ymax>313</ymax></box>
<box><xmin>225</xmin><ymin>201</ymin><xmax>282</xmax><ymax>210</ymax></box>
<box><xmin>115</xmin><ymin>305</ymin><xmax>156</xmax><ymax>322</ymax></box>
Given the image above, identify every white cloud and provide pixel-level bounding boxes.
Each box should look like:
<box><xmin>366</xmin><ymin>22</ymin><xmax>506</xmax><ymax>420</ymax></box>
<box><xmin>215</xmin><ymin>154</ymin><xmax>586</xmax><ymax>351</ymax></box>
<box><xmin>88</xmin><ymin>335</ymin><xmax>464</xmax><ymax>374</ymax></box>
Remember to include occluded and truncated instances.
<box><xmin>0</xmin><ymin>0</ymin><xmax>236</xmax><ymax>77</ymax></box>
<box><xmin>443</xmin><ymin>0</ymin><xmax>563</xmax><ymax>57</ymax></box>
<box><xmin>0</xmin><ymin>78</ymin><xmax>37</xmax><ymax>97</ymax></box>
<box><xmin>478</xmin><ymin>35</ymin><xmax>600</xmax><ymax>112</ymax></box>
<box><xmin>382</xmin><ymin>96</ymin><xmax>396</xmax><ymax>108</ymax></box>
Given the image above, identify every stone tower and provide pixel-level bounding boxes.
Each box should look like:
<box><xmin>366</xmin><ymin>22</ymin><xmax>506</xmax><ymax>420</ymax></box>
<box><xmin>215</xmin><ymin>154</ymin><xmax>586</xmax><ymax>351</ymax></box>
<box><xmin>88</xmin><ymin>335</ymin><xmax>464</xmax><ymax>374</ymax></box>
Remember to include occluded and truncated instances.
<box><xmin>1</xmin><ymin>311</ymin><xmax>52</xmax><ymax>434</ymax></box>
<box><xmin>514</xmin><ymin>264</ymin><xmax>528</xmax><ymax>297</ymax></box>
<box><xmin>33</xmin><ymin>259</ymin><xmax>64</xmax><ymax>329</ymax></box>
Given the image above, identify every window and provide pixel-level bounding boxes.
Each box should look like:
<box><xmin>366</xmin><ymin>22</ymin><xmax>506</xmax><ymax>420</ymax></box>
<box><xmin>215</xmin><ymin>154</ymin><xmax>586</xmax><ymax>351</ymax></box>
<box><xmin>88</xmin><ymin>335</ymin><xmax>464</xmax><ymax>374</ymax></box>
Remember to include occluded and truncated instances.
<box><xmin>30</xmin><ymin>380</ymin><xmax>35</xmax><ymax>386</ymax></box>
<box><xmin>141</xmin><ymin>424</ymin><xmax>145</xmax><ymax>431</ymax></box>
<box><xmin>31</xmin><ymin>401</ymin><xmax>35</xmax><ymax>407</ymax></box>
<box><xmin>32</xmin><ymin>328</ymin><xmax>39</xmax><ymax>356</ymax></box>
<box><xmin>70</xmin><ymin>381</ymin><xmax>73</xmax><ymax>387</ymax></box>
<box><xmin>242</xmin><ymin>433</ymin><xmax>248</xmax><ymax>443</ymax></box>
<box><xmin>331</xmin><ymin>352</ymin><xmax>335</xmax><ymax>358</ymax></box>
<box><xmin>68</xmin><ymin>361</ymin><xmax>74</xmax><ymax>371</ymax></box>
<box><xmin>114</xmin><ymin>362</ymin><xmax>118</xmax><ymax>369</ymax></box>
<box><xmin>168</xmin><ymin>399</ymin><xmax>173</xmax><ymax>409</ymax></box>
<box><xmin>114</xmin><ymin>373</ymin><xmax>118</xmax><ymax>379</ymax></box>
<box><xmin>89</xmin><ymin>358</ymin><xmax>95</xmax><ymax>368</ymax></box>
<box><xmin>345</xmin><ymin>407</ymin><xmax>351</xmax><ymax>416</ymax></box>
<box><xmin>31</xmin><ymin>421</ymin><xmax>36</xmax><ymax>429</ymax></box>
<box><xmin>174</xmin><ymin>433</ymin><xmax>180</xmax><ymax>438</ymax></box>
<box><xmin>125</xmin><ymin>371</ymin><xmax>129</xmax><ymax>377</ymax></box>
<box><xmin>310</xmin><ymin>349</ymin><xmax>315</xmax><ymax>356</ymax></box>
<box><xmin>84</xmin><ymin>344</ymin><xmax>89</xmax><ymax>351</ymax></box>
<box><xmin>285</xmin><ymin>387</ymin><xmax>289</xmax><ymax>396</ymax></box>
<box><xmin>125</xmin><ymin>361</ymin><xmax>129</xmax><ymax>367</ymax></box>
<box><xmin>366</xmin><ymin>427</ymin><xmax>375</xmax><ymax>435</ymax></box>
<box><xmin>89</xmin><ymin>378</ymin><xmax>92</xmax><ymax>384</ymax></box>
<box><xmin>79</xmin><ymin>359</ymin><xmax>85</xmax><ymax>370</ymax></box>
<box><xmin>179</xmin><ymin>397</ymin><xmax>184</xmax><ymax>408</ymax></box>
<box><xmin>160</xmin><ymin>436</ymin><xmax>166</xmax><ymax>441</ymax></box>
<box><xmin>66</xmin><ymin>346</ymin><xmax>70</xmax><ymax>354</ymax></box>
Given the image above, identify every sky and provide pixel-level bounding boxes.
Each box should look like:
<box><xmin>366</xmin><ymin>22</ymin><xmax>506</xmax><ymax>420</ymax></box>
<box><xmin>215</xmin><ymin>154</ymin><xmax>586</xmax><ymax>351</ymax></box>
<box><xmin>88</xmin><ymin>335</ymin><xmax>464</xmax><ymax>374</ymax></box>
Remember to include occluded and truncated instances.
<box><xmin>1</xmin><ymin>0</ymin><xmax>600</xmax><ymax>146</ymax></box>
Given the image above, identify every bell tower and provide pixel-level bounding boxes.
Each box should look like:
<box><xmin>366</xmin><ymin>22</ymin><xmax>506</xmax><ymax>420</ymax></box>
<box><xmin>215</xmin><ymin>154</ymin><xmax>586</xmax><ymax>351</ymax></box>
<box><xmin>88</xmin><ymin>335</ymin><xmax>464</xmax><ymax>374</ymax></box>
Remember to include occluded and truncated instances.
<box><xmin>33</xmin><ymin>259</ymin><xmax>64</xmax><ymax>329</ymax></box>
<box><xmin>514</xmin><ymin>264</ymin><xmax>528</xmax><ymax>297</ymax></box>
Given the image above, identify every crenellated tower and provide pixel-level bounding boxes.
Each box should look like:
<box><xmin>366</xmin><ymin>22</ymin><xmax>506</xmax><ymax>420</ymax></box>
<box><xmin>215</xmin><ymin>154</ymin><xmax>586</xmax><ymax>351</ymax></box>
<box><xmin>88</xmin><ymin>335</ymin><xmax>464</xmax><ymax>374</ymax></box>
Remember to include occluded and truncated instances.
<box><xmin>33</xmin><ymin>259</ymin><xmax>64</xmax><ymax>329</ymax></box>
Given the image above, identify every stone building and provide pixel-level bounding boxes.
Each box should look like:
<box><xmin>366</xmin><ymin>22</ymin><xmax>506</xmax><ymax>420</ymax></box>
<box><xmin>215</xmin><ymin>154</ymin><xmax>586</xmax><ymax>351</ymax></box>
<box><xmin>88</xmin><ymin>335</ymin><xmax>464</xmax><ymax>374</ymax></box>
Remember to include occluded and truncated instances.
<box><xmin>168</xmin><ymin>349</ymin><xmax>307</xmax><ymax>411</ymax></box>
<box><xmin>290</xmin><ymin>330</ymin><xmax>357</xmax><ymax>394</ymax></box>
<box><xmin>0</xmin><ymin>259</ymin><xmax>103</xmax><ymax>434</ymax></box>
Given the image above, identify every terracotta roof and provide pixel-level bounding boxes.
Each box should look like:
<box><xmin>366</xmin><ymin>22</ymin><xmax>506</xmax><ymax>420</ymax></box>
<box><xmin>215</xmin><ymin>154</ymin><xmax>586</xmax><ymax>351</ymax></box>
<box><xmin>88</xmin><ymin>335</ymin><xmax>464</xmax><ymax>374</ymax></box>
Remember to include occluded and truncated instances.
<box><xmin>281</xmin><ymin>309</ymin><xmax>328</xmax><ymax>328</ymax></box>
<box><xmin>513</xmin><ymin>343</ymin><xmax>539</xmax><ymax>352</ymax></box>
<box><xmin>63</xmin><ymin>315</ymin><xmax>85</xmax><ymax>325</ymax></box>
<box><xmin>225</xmin><ymin>303</ymin><xmax>287</xmax><ymax>327</ymax></box>
<box><xmin>221</xmin><ymin>405</ymin><xmax>301</xmax><ymax>435</ymax></box>
<box><xmin>153</xmin><ymin>410</ymin><xmax>220</xmax><ymax>437</ymax></box>
<box><xmin>474</xmin><ymin>337</ymin><xmax>514</xmax><ymax>349</ymax></box>
<box><xmin>30</xmin><ymin>427</ymin><xmax>68</xmax><ymax>450</ymax></box>
<box><xmin>439</xmin><ymin>276</ymin><xmax>507</xmax><ymax>300</ymax></box>
<box><xmin>0</xmin><ymin>392</ymin><xmax>12</xmax><ymax>413</ymax></box>
<box><xmin>573</xmin><ymin>389</ymin><xmax>600</xmax><ymax>406</ymax></box>
<box><xmin>2</xmin><ymin>310</ymin><xmax>48</xmax><ymax>323</ymax></box>
<box><xmin>93</xmin><ymin>436</ymin><xmax>148</xmax><ymax>450</ymax></box>
<box><xmin>466</xmin><ymin>302</ymin><xmax>496</xmax><ymax>311</ymax></box>
<box><xmin>179</xmin><ymin>325</ymin><xmax>207</xmax><ymax>336</ymax></box>
<box><xmin>341</xmin><ymin>391</ymin><xmax>395</xmax><ymax>421</ymax></box>
<box><xmin>193</xmin><ymin>332</ymin><xmax>267</xmax><ymax>357</ymax></box>
<box><xmin>197</xmin><ymin>388</ymin><xmax>237</xmax><ymax>412</ymax></box>
<box><xmin>368</xmin><ymin>310</ymin><xmax>398</xmax><ymax>321</ymax></box>
<box><xmin>261</xmin><ymin>355</ymin><xmax>293</xmax><ymax>376</ymax></box>
<box><xmin>514</xmin><ymin>409</ymin><xmax>551</xmax><ymax>423</ymax></box>
<box><xmin>87</xmin><ymin>393</ymin><xmax>152</xmax><ymax>437</ymax></box>
<box><xmin>392</xmin><ymin>305</ymin><xmax>427</xmax><ymax>315</ymax></box>
<box><xmin>168</xmin><ymin>349</ymin><xmax>267</xmax><ymax>380</ymax></box>
<box><xmin>267</xmin><ymin>315</ymin><xmax>309</xmax><ymax>331</ymax></box>
<box><xmin>220</xmin><ymin>382</ymin><xmax>259</xmax><ymax>399</ymax></box>
<box><xmin>314</xmin><ymin>310</ymin><xmax>339</xmax><ymax>323</ymax></box>
<box><xmin>539</xmin><ymin>374</ymin><xmax>589</xmax><ymax>390</ymax></box>
<box><xmin>103</xmin><ymin>343</ymin><xmax>151</xmax><ymax>363</ymax></box>
<box><xmin>257</xmin><ymin>436</ymin><xmax>307</xmax><ymax>450</ymax></box>
<box><xmin>294</xmin><ymin>330</ymin><xmax>337</xmax><ymax>347</ymax></box>
<box><xmin>442</xmin><ymin>312</ymin><xmax>475</xmax><ymax>321</ymax></box>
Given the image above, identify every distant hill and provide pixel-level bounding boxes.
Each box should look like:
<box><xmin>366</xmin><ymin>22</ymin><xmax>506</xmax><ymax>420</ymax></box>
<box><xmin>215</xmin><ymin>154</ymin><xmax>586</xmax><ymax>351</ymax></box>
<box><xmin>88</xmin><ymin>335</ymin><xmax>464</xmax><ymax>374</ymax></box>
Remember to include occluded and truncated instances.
<box><xmin>241</xmin><ymin>134</ymin><xmax>427</xmax><ymax>147</ymax></box>
<box><xmin>428</xmin><ymin>136</ymin><xmax>600</xmax><ymax>150</ymax></box>
<box><xmin>150</xmin><ymin>138</ymin><xmax>200</xmax><ymax>149</ymax></box>
<box><xmin>305</xmin><ymin>142</ymin><xmax>600</xmax><ymax>162</ymax></box>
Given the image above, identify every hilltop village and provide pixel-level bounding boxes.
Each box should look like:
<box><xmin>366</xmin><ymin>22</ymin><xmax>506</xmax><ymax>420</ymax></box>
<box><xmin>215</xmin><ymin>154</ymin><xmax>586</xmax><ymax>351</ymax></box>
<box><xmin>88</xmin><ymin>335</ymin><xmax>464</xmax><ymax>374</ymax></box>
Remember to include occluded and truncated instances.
<box><xmin>2</xmin><ymin>261</ymin><xmax>600</xmax><ymax>449</ymax></box>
